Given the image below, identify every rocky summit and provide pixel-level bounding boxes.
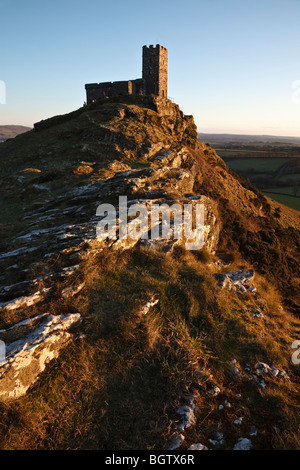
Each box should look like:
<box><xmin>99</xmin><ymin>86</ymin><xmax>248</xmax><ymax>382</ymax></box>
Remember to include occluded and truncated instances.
<box><xmin>0</xmin><ymin>95</ymin><xmax>299</xmax><ymax>450</ymax></box>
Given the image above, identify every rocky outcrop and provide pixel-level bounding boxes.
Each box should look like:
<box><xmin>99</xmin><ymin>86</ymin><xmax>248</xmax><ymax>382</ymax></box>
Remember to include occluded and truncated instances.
<box><xmin>214</xmin><ymin>269</ymin><xmax>255</xmax><ymax>293</ymax></box>
<box><xmin>0</xmin><ymin>313</ymin><xmax>81</xmax><ymax>401</ymax></box>
<box><xmin>0</xmin><ymin>103</ymin><xmax>220</xmax><ymax>404</ymax></box>
<box><xmin>254</xmin><ymin>362</ymin><xmax>290</xmax><ymax>380</ymax></box>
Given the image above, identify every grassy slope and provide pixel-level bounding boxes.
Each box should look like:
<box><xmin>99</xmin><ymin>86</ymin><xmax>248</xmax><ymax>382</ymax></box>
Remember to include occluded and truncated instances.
<box><xmin>0</xmin><ymin>246</ymin><xmax>299</xmax><ymax>449</ymax></box>
<box><xmin>0</xmin><ymin>97</ymin><xmax>299</xmax><ymax>449</ymax></box>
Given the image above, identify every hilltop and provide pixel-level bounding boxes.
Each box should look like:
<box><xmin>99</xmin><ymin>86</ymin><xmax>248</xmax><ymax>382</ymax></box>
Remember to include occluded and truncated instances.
<box><xmin>0</xmin><ymin>125</ymin><xmax>32</xmax><ymax>143</ymax></box>
<box><xmin>0</xmin><ymin>95</ymin><xmax>299</xmax><ymax>450</ymax></box>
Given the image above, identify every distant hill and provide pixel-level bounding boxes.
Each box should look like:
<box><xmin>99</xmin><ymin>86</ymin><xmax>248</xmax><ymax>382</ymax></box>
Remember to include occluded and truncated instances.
<box><xmin>198</xmin><ymin>132</ymin><xmax>300</xmax><ymax>146</ymax></box>
<box><xmin>0</xmin><ymin>125</ymin><xmax>32</xmax><ymax>142</ymax></box>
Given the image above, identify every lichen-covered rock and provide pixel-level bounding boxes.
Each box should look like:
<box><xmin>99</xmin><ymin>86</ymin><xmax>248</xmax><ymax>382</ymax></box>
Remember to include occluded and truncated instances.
<box><xmin>0</xmin><ymin>313</ymin><xmax>81</xmax><ymax>401</ymax></box>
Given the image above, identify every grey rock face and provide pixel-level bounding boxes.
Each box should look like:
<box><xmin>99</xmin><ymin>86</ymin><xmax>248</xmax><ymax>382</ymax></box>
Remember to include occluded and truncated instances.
<box><xmin>0</xmin><ymin>314</ymin><xmax>81</xmax><ymax>401</ymax></box>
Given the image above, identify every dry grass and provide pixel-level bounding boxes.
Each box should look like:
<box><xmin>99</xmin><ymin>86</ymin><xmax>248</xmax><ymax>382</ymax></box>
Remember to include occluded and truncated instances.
<box><xmin>0</xmin><ymin>244</ymin><xmax>298</xmax><ymax>449</ymax></box>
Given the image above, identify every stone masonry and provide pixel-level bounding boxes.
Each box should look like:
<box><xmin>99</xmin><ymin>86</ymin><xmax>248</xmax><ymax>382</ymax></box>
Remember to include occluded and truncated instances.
<box><xmin>85</xmin><ymin>45</ymin><xmax>168</xmax><ymax>103</ymax></box>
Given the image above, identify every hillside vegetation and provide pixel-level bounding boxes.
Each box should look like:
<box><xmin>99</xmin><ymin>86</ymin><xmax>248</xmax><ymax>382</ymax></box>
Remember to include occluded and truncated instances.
<box><xmin>0</xmin><ymin>96</ymin><xmax>299</xmax><ymax>450</ymax></box>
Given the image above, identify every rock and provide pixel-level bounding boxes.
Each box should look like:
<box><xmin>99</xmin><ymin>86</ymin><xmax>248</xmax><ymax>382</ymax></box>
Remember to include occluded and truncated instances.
<box><xmin>234</xmin><ymin>417</ymin><xmax>243</xmax><ymax>425</ymax></box>
<box><xmin>61</xmin><ymin>282</ymin><xmax>85</xmax><ymax>298</ymax></box>
<box><xmin>0</xmin><ymin>288</ymin><xmax>51</xmax><ymax>311</ymax></box>
<box><xmin>61</xmin><ymin>265</ymin><xmax>80</xmax><ymax>276</ymax></box>
<box><xmin>176</xmin><ymin>395</ymin><xmax>197</xmax><ymax>430</ymax></box>
<box><xmin>0</xmin><ymin>313</ymin><xmax>81</xmax><ymax>401</ymax></box>
<box><xmin>254</xmin><ymin>362</ymin><xmax>289</xmax><ymax>381</ymax></box>
<box><xmin>209</xmin><ymin>432</ymin><xmax>225</xmax><ymax>446</ymax></box>
<box><xmin>231</xmin><ymin>366</ymin><xmax>240</xmax><ymax>376</ymax></box>
<box><xmin>227</xmin><ymin>269</ymin><xmax>255</xmax><ymax>283</ymax></box>
<box><xmin>249</xmin><ymin>426</ymin><xmax>258</xmax><ymax>437</ymax></box>
<box><xmin>214</xmin><ymin>270</ymin><xmax>255</xmax><ymax>294</ymax></box>
<box><xmin>258</xmin><ymin>378</ymin><xmax>266</xmax><ymax>389</ymax></box>
<box><xmin>214</xmin><ymin>273</ymin><xmax>234</xmax><ymax>290</ymax></box>
<box><xmin>278</xmin><ymin>369</ymin><xmax>290</xmax><ymax>380</ymax></box>
<box><xmin>168</xmin><ymin>433</ymin><xmax>185</xmax><ymax>450</ymax></box>
<box><xmin>140</xmin><ymin>298</ymin><xmax>159</xmax><ymax>315</ymax></box>
<box><xmin>177</xmin><ymin>404</ymin><xmax>196</xmax><ymax>430</ymax></box>
<box><xmin>233</xmin><ymin>438</ymin><xmax>252</xmax><ymax>451</ymax></box>
<box><xmin>207</xmin><ymin>386</ymin><xmax>221</xmax><ymax>397</ymax></box>
<box><xmin>247</xmin><ymin>286</ymin><xmax>256</xmax><ymax>293</ymax></box>
<box><xmin>252</xmin><ymin>374</ymin><xmax>266</xmax><ymax>389</ymax></box>
<box><xmin>255</xmin><ymin>362</ymin><xmax>272</xmax><ymax>375</ymax></box>
<box><xmin>0</xmin><ymin>313</ymin><xmax>49</xmax><ymax>335</ymax></box>
<box><xmin>252</xmin><ymin>307</ymin><xmax>263</xmax><ymax>319</ymax></box>
<box><xmin>188</xmin><ymin>443</ymin><xmax>208</xmax><ymax>450</ymax></box>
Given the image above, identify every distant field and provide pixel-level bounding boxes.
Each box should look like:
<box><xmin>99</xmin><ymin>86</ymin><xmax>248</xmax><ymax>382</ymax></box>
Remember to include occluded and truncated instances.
<box><xmin>264</xmin><ymin>186</ymin><xmax>299</xmax><ymax>196</ymax></box>
<box><xmin>224</xmin><ymin>157</ymin><xmax>292</xmax><ymax>172</ymax></box>
<box><xmin>263</xmin><ymin>192</ymin><xmax>300</xmax><ymax>211</ymax></box>
<box><xmin>213</xmin><ymin>146</ymin><xmax>300</xmax><ymax>211</ymax></box>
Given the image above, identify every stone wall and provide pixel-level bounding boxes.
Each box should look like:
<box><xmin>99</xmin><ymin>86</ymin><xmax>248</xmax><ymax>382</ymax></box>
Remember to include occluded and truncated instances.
<box><xmin>85</xmin><ymin>81</ymin><xmax>133</xmax><ymax>103</ymax></box>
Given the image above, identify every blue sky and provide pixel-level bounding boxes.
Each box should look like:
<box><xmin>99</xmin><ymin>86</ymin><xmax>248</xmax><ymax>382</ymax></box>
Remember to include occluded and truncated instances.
<box><xmin>1</xmin><ymin>0</ymin><xmax>300</xmax><ymax>136</ymax></box>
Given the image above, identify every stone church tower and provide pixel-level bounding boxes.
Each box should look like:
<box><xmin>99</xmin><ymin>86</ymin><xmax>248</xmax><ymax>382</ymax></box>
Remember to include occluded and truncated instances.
<box><xmin>142</xmin><ymin>44</ymin><xmax>168</xmax><ymax>97</ymax></box>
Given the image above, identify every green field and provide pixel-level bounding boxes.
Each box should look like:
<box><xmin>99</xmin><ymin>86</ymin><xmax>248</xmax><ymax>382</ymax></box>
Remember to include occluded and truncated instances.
<box><xmin>263</xmin><ymin>192</ymin><xmax>300</xmax><ymax>211</ymax></box>
<box><xmin>216</xmin><ymin>151</ymin><xmax>300</xmax><ymax>211</ymax></box>
<box><xmin>223</xmin><ymin>157</ymin><xmax>292</xmax><ymax>172</ymax></box>
<box><xmin>264</xmin><ymin>186</ymin><xmax>299</xmax><ymax>196</ymax></box>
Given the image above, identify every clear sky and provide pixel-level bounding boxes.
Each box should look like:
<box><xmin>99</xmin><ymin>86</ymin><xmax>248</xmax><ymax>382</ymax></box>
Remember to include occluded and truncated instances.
<box><xmin>1</xmin><ymin>0</ymin><xmax>300</xmax><ymax>136</ymax></box>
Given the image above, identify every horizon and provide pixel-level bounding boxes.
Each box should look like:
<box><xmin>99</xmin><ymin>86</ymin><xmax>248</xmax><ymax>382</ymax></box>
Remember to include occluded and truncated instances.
<box><xmin>2</xmin><ymin>123</ymin><xmax>300</xmax><ymax>141</ymax></box>
<box><xmin>1</xmin><ymin>0</ymin><xmax>300</xmax><ymax>136</ymax></box>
